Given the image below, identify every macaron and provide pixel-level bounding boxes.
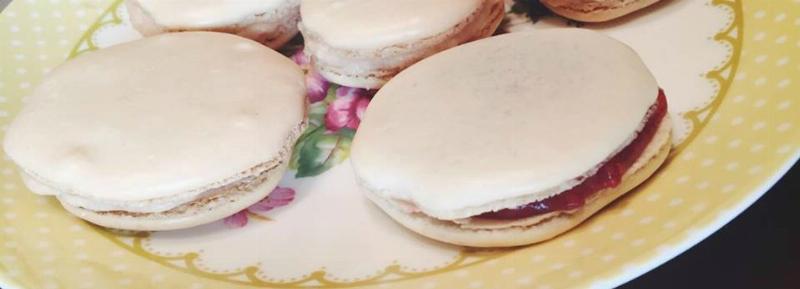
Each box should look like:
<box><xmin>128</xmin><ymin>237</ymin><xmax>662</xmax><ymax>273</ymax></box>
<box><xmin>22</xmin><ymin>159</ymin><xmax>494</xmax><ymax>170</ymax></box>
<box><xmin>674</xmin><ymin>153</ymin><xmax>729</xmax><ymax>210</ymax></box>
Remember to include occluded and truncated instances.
<box><xmin>540</xmin><ymin>0</ymin><xmax>661</xmax><ymax>22</ymax></box>
<box><xmin>350</xmin><ymin>29</ymin><xmax>672</xmax><ymax>247</ymax></box>
<box><xmin>298</xmin><ymin>0</ymin><xmax>505</xmax><ymax>89</ymax></box>
<box><xmin>126</xmin><ymin>0</ymin><xmax>301</xmax><ymax>48</ymax></box>
<box><xmin>3</xmin><ymin>32</ymin><xmax>307</xmax><ymax>231</ymax></box>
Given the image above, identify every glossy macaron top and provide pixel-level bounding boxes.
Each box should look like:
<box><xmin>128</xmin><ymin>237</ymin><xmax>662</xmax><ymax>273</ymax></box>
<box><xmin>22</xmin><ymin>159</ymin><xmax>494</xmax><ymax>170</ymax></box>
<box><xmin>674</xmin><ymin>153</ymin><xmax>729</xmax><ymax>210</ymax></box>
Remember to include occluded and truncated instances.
<box><xmin>300</xmin><ymin>0</ymin><xmax>482</xmax><ymax>49</ymax></box>
<box><xmin>134</xmin><ymin>0</ymin><xmax>295</xmax><ymax>28</ymax></box>
<box><xmin>3</xmin><ymin>32</ymin><xmax>306</xmax><ymax>204</ymax></box>
<box><xmin>351</xmin><ymin>29</ymin><xmax>659</xmax><ymax>220</ymax></box>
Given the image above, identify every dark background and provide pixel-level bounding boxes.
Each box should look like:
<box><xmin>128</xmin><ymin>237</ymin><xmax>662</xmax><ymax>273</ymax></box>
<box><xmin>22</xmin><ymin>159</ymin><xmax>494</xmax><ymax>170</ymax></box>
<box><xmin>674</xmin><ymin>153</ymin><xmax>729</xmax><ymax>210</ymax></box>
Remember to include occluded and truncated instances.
<box><xmin>622</xmin><ymin>162</ymin><xmax>799</xmax><ymax>289</ymax></box>
<box><xmin>0</xmin><ymin>0</ymin><xmax>10</xmax><ymax>12</ymax></box>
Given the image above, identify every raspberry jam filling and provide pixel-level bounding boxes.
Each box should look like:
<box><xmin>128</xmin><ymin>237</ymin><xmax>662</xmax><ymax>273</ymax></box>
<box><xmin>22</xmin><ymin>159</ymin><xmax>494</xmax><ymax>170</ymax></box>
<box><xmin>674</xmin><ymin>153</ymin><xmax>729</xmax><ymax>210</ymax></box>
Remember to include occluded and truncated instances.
<box><xmin>476</xmin><ymin>90</ymin><xmax>668</xmax><ymax>220</ymax></box>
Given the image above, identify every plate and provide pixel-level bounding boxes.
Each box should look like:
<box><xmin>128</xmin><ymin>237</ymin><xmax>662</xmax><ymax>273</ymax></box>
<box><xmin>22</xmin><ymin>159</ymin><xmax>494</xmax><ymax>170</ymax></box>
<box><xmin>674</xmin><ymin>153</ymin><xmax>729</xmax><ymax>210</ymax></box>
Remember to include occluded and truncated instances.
<box><xmin>0</xmin><ymin>1</ymin><xmax>798</xmax><ymax>288</ymax></box>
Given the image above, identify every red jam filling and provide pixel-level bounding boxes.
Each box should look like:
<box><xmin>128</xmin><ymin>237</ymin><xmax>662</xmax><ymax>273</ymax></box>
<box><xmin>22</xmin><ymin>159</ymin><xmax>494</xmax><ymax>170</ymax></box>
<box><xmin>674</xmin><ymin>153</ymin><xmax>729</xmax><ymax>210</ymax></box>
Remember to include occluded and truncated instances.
<box><xmin>476</xmin><ymin>90</ymin><xmax>668</xmax><ymax>220</ymax></box>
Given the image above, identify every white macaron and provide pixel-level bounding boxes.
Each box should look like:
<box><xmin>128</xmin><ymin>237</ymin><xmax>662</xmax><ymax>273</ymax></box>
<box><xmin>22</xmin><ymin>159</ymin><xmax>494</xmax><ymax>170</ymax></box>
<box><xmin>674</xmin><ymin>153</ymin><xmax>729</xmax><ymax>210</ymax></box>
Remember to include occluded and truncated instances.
<box><xmin>351</xmin><ymin>29</ymin><xmax>672</xmax><ymax>247</ymax></box>
<box><xmin>126</xmin><ymin>0</ymin><xmax>301</xmax><ymax>48</ymax></box>
<box><xmin>3</xmin><ymin>32</ymin><xmax>307</xmax><ymax>231</ymax></box>
<box><xmin>298</xmin><ymin>0</ymin><xmax>505</xmax><ymax>89</ymax></box>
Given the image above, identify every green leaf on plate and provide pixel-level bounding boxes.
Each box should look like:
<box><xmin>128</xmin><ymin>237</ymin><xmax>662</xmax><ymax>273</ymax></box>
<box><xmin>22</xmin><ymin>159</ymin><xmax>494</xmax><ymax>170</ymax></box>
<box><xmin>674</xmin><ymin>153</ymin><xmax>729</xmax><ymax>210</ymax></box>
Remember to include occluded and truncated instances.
<box><xmin>292</xmin><ymin>127</ymin><xmax>355</xmax><ymax>178</ymax></box>
<box><xmin>289</xmin><ymin>125</ymin><xmax>318</xmax><ymax>170</ymax></box>
<box><xmin>307</xmin><ymin>103</ymin><xmax>327</xmax><ymax>128</ymax></box>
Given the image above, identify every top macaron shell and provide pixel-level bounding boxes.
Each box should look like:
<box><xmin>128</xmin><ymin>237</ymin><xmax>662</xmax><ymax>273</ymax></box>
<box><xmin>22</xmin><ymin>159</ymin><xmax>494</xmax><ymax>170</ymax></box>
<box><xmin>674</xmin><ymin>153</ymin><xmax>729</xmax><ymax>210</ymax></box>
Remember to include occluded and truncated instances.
<box><xmin>350</xmin><ymin>29</ymin><xmax>659</xmax><ymax>220</ymax></box>
<box><xmin>3</xmin><ymin>32</ymin><xmax>306</xmax><ymax>204</ymax></box>
<box><xmin>134</xmin><ymin>0</ymin><xmax>295</xmax><ymax>28</ymax></box>
<box><xmin>300</xmin><ymin>0</ymin><xmax>482</xmax><ymax>49</ymax></box>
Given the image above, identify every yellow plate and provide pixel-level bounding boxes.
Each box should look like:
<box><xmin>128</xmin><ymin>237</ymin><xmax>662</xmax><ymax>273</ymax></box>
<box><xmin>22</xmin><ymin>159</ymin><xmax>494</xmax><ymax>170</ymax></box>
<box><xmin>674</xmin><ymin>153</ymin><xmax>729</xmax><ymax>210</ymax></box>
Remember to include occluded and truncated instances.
<box><xmin>0</xmin><ymin>1</ymin><xmax>798</xmax><ymax>288</ymax></box>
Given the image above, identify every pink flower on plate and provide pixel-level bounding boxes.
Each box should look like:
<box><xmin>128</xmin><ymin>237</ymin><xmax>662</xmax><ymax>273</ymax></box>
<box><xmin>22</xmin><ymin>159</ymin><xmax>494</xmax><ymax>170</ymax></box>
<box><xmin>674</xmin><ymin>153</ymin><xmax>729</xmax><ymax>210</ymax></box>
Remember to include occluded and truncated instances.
<box><xmin>290</xmin><ymin>49</ymin><xmax>311</xmax><ymax>69</ymax></box>
<box><xmin>306</xmin><ymin>70</ymin><xmax>330</xmax><ymax>104</ymax></box>
<box><xmin>223</xmin><ymin>211</ymin><xmax>249</xmax><ymax>228</ymax></box>
<box><xmin>223</xmin><ymin>186</ymin><xmax>296</xmax><ymax>228</ymax></box>
<box><xmin>325</xmin><ymin>86</ymin><xmax>371</xmax><ymax>132</ymax></box>
<box><xmin>291</xmin><ymin>49</ymin><xmax>329</xmax><ymax>104</ymax></box>
<box><xmin>248</xmin><ymin>186</ymin><xmax>295</xmax><ymax>212</ymax></box>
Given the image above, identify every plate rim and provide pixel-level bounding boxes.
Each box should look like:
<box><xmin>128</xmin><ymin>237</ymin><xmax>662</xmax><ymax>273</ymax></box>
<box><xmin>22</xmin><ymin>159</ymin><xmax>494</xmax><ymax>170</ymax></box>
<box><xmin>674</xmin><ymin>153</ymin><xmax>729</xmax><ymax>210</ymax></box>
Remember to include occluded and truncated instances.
<box><xmin>592</xmin><ymin>152</ymin><xmax>799</xmax><ymax>288</ymax></box>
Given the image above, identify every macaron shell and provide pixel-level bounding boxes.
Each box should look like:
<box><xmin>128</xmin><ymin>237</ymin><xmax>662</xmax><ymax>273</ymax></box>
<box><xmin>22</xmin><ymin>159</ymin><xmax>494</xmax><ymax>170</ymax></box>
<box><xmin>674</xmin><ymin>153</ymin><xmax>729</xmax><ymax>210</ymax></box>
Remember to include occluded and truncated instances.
<box><xmin>2</xmin><ymin>32</ymin><xmax>306</xmax><ymax>203</ymax></box>
<box><xmin>300</xmin><ymin>0</ymin><xmax>482</xmax><ymax>50</ymax></box>
<box><xmin>127</xmin><ymin>0</ymin><xmax>301</xmax><ymax>48</ymax></box>
<box><xmin>59</xmin><ymin>161</ymin><xmax>289</xmax><ymax>231</ymax></box>
<box><xmin>300</xmin><ymin>0</ymin><xmax>505</xmax><ymax>89</ymax></box>
<box><xmin>132</xmin><ymin>0</ymin><xmax>295</xmax><ymax>28</ymax></box>
<box><xmin>351</xmin><ymin>29</ymin><xmax>659</xmax><ymax>220</ymax></box>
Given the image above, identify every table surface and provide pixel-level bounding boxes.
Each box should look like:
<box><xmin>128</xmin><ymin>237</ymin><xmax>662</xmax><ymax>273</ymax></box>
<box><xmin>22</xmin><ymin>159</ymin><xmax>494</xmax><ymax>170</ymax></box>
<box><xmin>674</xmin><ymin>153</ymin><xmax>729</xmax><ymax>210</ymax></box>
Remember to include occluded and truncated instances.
<box><xmin>621</xmin><ymin>161</ymin><xmax>799</xmax><ymax>289</ymax></box>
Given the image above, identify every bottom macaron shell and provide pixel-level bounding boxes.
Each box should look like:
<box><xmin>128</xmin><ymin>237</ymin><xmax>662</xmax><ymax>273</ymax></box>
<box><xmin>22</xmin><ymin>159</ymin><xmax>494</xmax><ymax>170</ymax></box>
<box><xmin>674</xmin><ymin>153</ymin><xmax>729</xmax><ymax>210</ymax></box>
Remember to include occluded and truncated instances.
<box><xmin>60</xmin><ymin>161</ymin><xmax>289</xmax><ymax>231</ymax></box>
<box><xmin>368</xmin><ymin>118</ymin><xmax>672</xmax><ymax>248</ymax></box>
